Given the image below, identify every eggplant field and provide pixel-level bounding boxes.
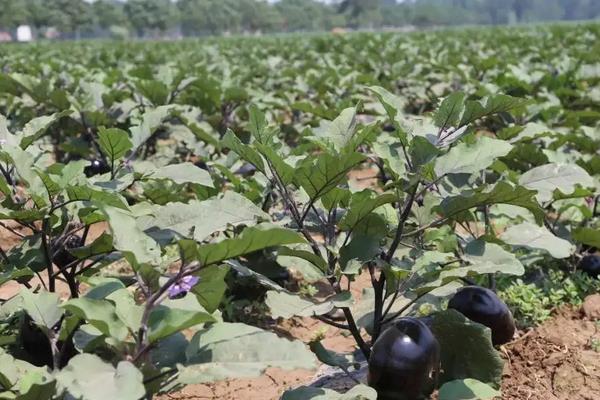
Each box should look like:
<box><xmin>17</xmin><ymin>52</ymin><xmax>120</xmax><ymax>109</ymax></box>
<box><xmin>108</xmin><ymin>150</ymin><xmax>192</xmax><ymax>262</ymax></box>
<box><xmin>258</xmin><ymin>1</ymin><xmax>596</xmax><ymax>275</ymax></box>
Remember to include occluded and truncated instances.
<box><xmin>0</xmin><ymin>22</ymin><xmax>599</xmax><ymax>400</ymax></box>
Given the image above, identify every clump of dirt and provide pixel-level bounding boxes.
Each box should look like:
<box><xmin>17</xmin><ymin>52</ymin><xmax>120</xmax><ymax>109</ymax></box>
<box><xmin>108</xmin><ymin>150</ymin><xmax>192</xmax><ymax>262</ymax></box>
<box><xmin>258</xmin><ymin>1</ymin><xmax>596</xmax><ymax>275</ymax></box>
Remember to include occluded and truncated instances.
<box><xmin>501</xmin><ymin>305</ymin><xmax>600</xmax><ymax>400</ymax></box>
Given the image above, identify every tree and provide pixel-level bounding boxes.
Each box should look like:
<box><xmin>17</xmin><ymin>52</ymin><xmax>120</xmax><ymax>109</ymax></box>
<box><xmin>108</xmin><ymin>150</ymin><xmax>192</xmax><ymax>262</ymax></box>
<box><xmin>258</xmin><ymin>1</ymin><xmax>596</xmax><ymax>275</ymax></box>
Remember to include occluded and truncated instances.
<box><xmin>92</xmin><ymin>0</ymin><xmax>128</xmax><ymax>30</ymax></box>
<box><xmin>0</xmin><ymin>0</ymin><xmax>29</xmax><ymax>29</ymax></box>
<box><xmin>124</xmin><ymin>0</ymin><xmax>178</xmax><ymax>37</ymax></box>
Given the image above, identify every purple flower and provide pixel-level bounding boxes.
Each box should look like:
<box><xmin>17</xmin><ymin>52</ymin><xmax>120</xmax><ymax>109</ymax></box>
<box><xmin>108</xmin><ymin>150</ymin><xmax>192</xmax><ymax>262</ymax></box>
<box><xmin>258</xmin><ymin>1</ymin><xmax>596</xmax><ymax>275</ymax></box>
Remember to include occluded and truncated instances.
<box><xmin>168</xmin><ymin>275</ymin><xmax>200</xmax><ymax>299</ymax></box>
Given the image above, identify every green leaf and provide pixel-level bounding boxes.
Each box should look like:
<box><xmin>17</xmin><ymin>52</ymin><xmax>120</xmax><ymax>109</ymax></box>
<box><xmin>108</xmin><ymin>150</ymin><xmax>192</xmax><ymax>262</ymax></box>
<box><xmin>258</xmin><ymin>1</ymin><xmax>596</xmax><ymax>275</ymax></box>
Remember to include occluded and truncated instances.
<box><xmin>313</xmin><ymin>107</ymin><xmax>358</xmax><ymax>152</ymax></box>
<box><xmin>97</xmin><ymin>127</ymin><xmax>132</xmax><ymax>165</ymax></box>
<box><xmin>308</xmin><ymin>341</ymin><xmax>356</xmax><ymax>372</ymax></box>
<box><xmin>192</xmin><ymin>225</ymin><xmax>305</xmax><ymax>267</ymax></box>
<box><xmin>129</xmin><ymin>105</ymin><xmax>174</xmax><ymax>152</ymax></box>
<box><xmin>21</xmin><ymin>290</ymin><xmax>63</xmax><ymax>333</ymax></box>
<box><xmin>222</xmin><ymin>129</ymin><xmax>265</xmax><ymax>173</ymax></box>
<box><xmin>148</xmin><ymin>305</ymin><xmax>215</xmax><ymax>344</ymax></box>
<box><xmin>435</xmin><ymin>93</ymin><xmax>466</xmax><ymax>130</ymax></box>
<box><xmin>500</xmin><ymin>222</ymin><xmax>574</xmax><ymax>259</ymax></box>
<box><xmin>69</xmin><ymin>233</ymin><xmax>114</xmax><ymax>259</ymax></box>
<box><xmin>420</xmin><ymin>241</ymin><xmax>524</xmax><ymax>292</ymax></box>
<box><xmin>282</xmin><ymin>385</ymin><xmax>377</xmax><ymax>400</ymax></box>
<box><xmin>18</xmin><ymin>111</ymin><xmax>70</xmax><ymax>150</ymax></box>
<box><xmin>339</xmin><ymin>191</ymin><xmax>397</xmax><ymax>231</ymax></box>
<box><xmin>572</xmin><ymin>227</ymin><xmax>600</xmax><ymax>249</ymax></box>
<box><xmin>66</xmin><ymin>184</ymin><xmax>129</xmax><ymax>210</ymax></box>
<box><xmin>460</xmin><ymin>94</ymin><xmax>528</xmax><ymax>127</ymax></box>
<box><xmin>296</xmin><ymin>152</ymin><xmax>366</xmax><ymax>202</ymax></box>
<box><xmin>439</xmin><ymin>379</ymin><xmax>501</xmax><ymax>400</ymax></box>
<box><xmin>248</xmin><ymin>105</ymin><xmax>275</xmax><ymax>144</ymax></box>
<box><xmin>56</xmin><ymin>355</ymin><xmax>145</xmax><ymax>400</ymax></box>
<box><xmin>6</xmin><ymin>234</ymin><xmax>46</xmax><ymax>273</ymax></box>
<box><xmin>368</xmin><ymin>86</ymin><xmax>405</xmax><ymax>126</ymax></box>
<box><xmin>439</xmin><ymin>182</ymin><xmax>545</xmax><ymax>225</ymax></box>
<box><xmin>101</xmin><ymin>205</ymin><xmax>160</xmax><ymax>265</ymax></box>
<box><xmin>62</xmin><ymin>297</ymin><xmax>128</xmax><ymax>341</ymax></box>
<box><xmin>277</xmin><ymin>246</ymin><xmax>328</xmax><ymax>274</ymax></box>
<box><xmin>518</xmin><ymin>163</ymin><xmax>594</xmax><ymax>203</ymax></box>
<box><xmin>373</xmin><ymin>136</ymin><xmax>407</xmax><ymax>180</ymax></box>
<box><xmin>435</xmin><ymin>137</ymin><xmax>513</xmax><ymax>176</ymax></box>
<box><xmin>265</xmin><ymin>291</ymin><xmax>351</xmax><ymax>319</ymax></box>
<box><xmin>147</xmin><ymin>162</ymin><xmax>213</xmax><ymax>187</ymax></box>
<box><xmin>15</xmin><ymin>369</ymin><xmax>56</xmax><ymax>400</ymax></box>
<box><xmin>139</xmin><ymin>191</ymin><xmax>267</xmax><ymax>243</ymax></box>
<box><xmin>180</xmin><ymin>323</ymin><xmax>316</xmax><ymax>383</ymax></box>
<box><xmin>430</xmin><ymin>310</ymin><xmax>504</xmax><ymax>386</ymax></box>
<box><xmin>190</xmin><ymin>265</ymin><xmax>229</xmax><ymax>314</ymax></box>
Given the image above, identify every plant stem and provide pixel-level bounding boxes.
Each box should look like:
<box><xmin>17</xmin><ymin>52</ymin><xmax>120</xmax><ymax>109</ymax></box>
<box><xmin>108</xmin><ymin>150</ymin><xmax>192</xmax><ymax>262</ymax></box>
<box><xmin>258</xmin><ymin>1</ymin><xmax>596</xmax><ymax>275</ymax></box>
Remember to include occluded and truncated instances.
<box><xmin>313</xmin><ymin>315</ymin><xmax>350</xmax><ymax>330</ymax></box>
<box><xmin>41</xmin><ymin>219</ymin><xmax>55</xmax><ymax>292</ymax></box>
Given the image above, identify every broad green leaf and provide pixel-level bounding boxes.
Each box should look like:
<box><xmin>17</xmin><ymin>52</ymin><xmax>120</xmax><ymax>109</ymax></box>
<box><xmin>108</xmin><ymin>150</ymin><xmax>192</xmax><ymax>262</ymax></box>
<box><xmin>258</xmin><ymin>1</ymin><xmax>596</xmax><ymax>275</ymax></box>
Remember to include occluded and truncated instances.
<box><xmin>439</xmin><ymin>379</ymin><xmax>501</xmax><ymax>400</ymax></box>
<box><xmin>148</xmin><ymin>305</ymin><xmax>215</xmax><ymax>344</ymax></box>
<box><xmin>265</xmin><ymin>291</ymin><xmax>351</xmax><ymax>319</ymax></box>
<box><xmin>435</xmin><ymin>93</ymin><xmax>466</xmax><ymax>130</ymax></box>
<box><xmin>221</xmin><ymin>129</ymin><xmax>265</xmax><ymax>173</ymax></box>
<box><xmin>435</xmin><ymin>137</ymin><xmax>513</xmax><ymax>176</ymax></box>
<box><xmin>6</xmin><ymin>234</ymin><xmax>46</xmax><ymax>273</ymax></box>
<box><xmin>97</xmin><ymin>127</ymin><xmax>132</xmax><ymax>164</ymax></box>
<box><xmin>460</xmin><ymin>94</ymin><xmax>528</xmax><ymax>127</ymax></box>
<box><xmin>277</xmin><ymin>246</ymin><xmax>328</xmax><ymax>274</ymax></box>
<box><xmin>140</xmin><ymin>191</ymin><xmax>267</xmax><ymax>243</ymax></box>
<box><xmin>439</xmin><ymin>182</ymin><xmax>544</xmax><ymax>225</ymax></box>
<box><xmin>56</xmin><ymin>355</ymin><xmax>145</xmax><ymax>400</ymax></box>
<box><xmin>248</xmin><ymin>104</ymin><xmax>275</xmax><ymax>144</ymax></box>
<box><xmin>21</xmin><ymin>290</ymin><xmax>63</xmax><ymax>333</ymax></box>
<box><xmin>101</xmin><ymin>205</ymin><xmax>160</xmax><ymax>265</ymax></box>
<box><xmin>69</xmin><ymin>233</ymin><xmax>114</xmax><ymax>259</ymax></box>
<box><xmin>105</xmin><ymin>289</ymin><xmax>143</xmax><ymax>333</ymax></box>
<box><xmin>62</xmin><ymin>297</ymin><xmax>128</xmax><ymax>341</ymax></box>
<box><xmin>420</xmin><ymin>241</ymin><xmax>524</xmax><ymax>292</ymax></box>
<box><xmin>462</xmin><ymin>240</ymin><xmax>524</xmax><ymax>275</ymax></box>
<box><xmin>308</xmin><ymin>341</ymin><xmax>356</xmax><ymax>371</ymax></box>
<box><xmin>147</xmin><ymin>162</ymin><xmax>213</xmax><ymax>187</ymax></box>
<box><xmin>255</xmin><ymin>142</ymin><xmax>295</xmax><ymax>185</ymax></box>
<box><xmin>373</xmin><ymin>136</ymin><xmax>407</xmax><ymax>179</ymax></box>
<box><xmin>368</xmin><ymin>86</ymin><xmax>405</xmax><ymax>125</ymax></box>
<box><xmin>191</xmin><ymin>265</ymin><xmax>229</xmax><ymax>314</ymax></box>
<box><xmin>296</xmin><ymin>152</ymin><xmax>366</xmax><ymax>202</ymax></box>
<box><xmin>192</xmin><ymin>225</ymin><xmax>305</xmax><ymax>267</ymax></box>
<box><xmin>66</xmin><ymin>184</ymin><xmax>129</xmax><ymax>210</ymax></box>
<box><xmin>500</xmin><ymin>222</ymin><xmax>574</xmax><ymax>259</ymax></box>
<box><xmin>15</xmin><ymin>369</ymin><xmax>56</xmax><ymax>400</ymax></box>
<box><xmin>313</xmin><ymin>107</ymin><xmax>357</xmax><ymax>152</ymax></box>
<box><xmin>178</xmin><ymin>117</ymin><xmax>219</xmax><ymax>148</ymax></box>
<box><xmin>18</xmin><ymin>111</ymin><xmax>70</xmax><ymax>150</ymax></box>
<box><xmin>129</xmin><ymin>105</ymin><xmax>174</xmax><ymax>152</ymax></box>
<box><xmin>339</xmin><ymin>190</ymin><xmax>396</xmax><ymax>231</ymax></box>
<box><xmin>34</xmin><ymin>169</ymin><xmax>61</xmax><ymax>197</ymax></box>
<box><xmin>282</xmin><ymin>385</ymin><xmax>377</xmax><ymax>400</ymax></box>
<box><xmin>181</xmin><ymin>323</ymin><xmax>316</xmax><ymax>383</ymax></box>
<box><xmin>430</xmin><ymin>310</ymin><xmax>503</xmax><ymax>386</ymax></box>
<box><xmin>572</xmin><ymin>227</ymin><xmax>600</xmax><ymax>249</ymax></box>
<box><xmin>518</xmin><ymin>163</ymin><xmax>593</xmax><ymax>203</ymax></box>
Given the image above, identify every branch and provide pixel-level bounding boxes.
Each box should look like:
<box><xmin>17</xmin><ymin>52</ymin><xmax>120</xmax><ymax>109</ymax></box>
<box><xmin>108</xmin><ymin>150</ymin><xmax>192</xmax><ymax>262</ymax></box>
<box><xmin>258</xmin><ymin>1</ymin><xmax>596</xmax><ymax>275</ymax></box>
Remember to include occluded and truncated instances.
<box><xmin>385</xmin><ymin>183</ymin><xmax>419</xmax><ymax>262</ymax></box>
<box><xmin>313</xmin><ymin>315</ymin><xmax>350</xmax><ymax>330</ymax></box>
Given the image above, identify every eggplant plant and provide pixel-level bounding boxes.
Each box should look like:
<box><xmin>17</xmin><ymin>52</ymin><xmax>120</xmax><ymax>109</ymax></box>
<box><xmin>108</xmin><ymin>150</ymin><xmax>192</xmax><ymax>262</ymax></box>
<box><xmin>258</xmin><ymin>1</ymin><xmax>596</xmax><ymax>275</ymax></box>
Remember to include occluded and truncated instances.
<box><xmin>0</xmin><ymin>107</ymin><xmax>325</xmax><ymax>400</ymax></box>
<box><xmin>223</xmin><ymin>89</ymin><xmax>596</xmax><ymax>398</ymax></box>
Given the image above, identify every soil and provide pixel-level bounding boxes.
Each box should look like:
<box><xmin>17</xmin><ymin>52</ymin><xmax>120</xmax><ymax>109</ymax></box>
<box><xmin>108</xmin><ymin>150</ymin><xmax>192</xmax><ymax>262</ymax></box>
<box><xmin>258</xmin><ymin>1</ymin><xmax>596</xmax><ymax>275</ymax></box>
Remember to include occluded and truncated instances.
<box><xmin>501</xmin><ymin>306</ymin><xmax>600</xmax><ymax>400</ymax></box>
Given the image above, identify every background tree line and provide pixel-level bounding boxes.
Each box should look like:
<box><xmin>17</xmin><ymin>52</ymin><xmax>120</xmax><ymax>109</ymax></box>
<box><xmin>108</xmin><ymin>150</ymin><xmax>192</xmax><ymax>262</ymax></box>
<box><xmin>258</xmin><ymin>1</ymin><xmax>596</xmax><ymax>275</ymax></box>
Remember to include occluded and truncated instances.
<box><xmin>0</xmin><ymin>0</ymin><xmax>599</xmax><ymax>39</ymax></box>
